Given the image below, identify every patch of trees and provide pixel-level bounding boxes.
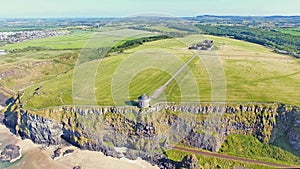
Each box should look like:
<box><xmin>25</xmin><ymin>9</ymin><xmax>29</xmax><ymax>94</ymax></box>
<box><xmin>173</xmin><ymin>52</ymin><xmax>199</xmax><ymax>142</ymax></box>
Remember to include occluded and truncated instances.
<box><xmin>109</xmin><ymin>35</ymin><xmax>170</xmax><ymax>53</ymax></box>
<box><xmin>9</xmin><ymin>46</ymin><xmax>52</xmax><ymax>53</ymax></box>
<box><xmin>129</xmin><ymin>26</ymin><xmax>188</xmax><ymax>37</ymax></box>
<box><xmin>196</xmin><ymin>24</ymin><xmax>300</xmax><ymax>57</ymax></box>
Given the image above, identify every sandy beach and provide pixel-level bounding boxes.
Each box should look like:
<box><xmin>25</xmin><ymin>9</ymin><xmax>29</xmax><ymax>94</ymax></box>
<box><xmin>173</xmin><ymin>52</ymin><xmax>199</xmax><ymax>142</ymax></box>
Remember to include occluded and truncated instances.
<box><xmin>0</xmin><ymin>124</ymin><xmax>158</xmax><ymax>169</ymax></box>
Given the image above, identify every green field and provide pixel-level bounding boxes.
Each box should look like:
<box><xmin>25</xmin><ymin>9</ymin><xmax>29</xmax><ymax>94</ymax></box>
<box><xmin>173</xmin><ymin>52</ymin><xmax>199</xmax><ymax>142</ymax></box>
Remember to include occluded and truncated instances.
<box><xmin>2</xmin><ymin>31</ymin><xmax>93</xmax><ymax>50</ymax></box>
<box><xmin>0</xmin><ymin>29</ymin><xmax>157</xmax><ymax>93</ymax></box>
<box><xmin>19</xmin><ymin>32</ymin><xmax>300</xmax><ymax>109</ymax></box>
<box><xmin>147</xmin><ymin>25</ymin><xmax>186</xmax><ymax>33</ymax></box>
<box><xmin>219</xmin><ymin>134</ymin><xmax>300</xmax><ymax>166</ymax></box>
<box><xmin>2</xmin><ymin>29</ymin><xmax>156</xmax><ymax>51</ymax></box>
<box><xmin>1</xmin><ymin>26</ymin><xmax>300</xmax><ymax>168</ymax></box>
<box><xmin>279</xmin><ymin>28</ymin><xmax>300</xmax><ymax>36</ymax></box>
<box><xmin>0</xmin><ymin>50</ymin><xmax>78</xmax><ymax>91</ymax></box>
<box><xmin>166</xmin><ymin>149</ymin><xmax>273</xmax><ymax>169</ymax></box>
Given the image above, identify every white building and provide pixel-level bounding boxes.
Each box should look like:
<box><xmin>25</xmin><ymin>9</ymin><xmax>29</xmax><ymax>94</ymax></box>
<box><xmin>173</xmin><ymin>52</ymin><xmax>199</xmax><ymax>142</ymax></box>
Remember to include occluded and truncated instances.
<box><xmin>138</xmin><ymin>93</ymin><xmax>150</xmax><ymax>108</ymax></box>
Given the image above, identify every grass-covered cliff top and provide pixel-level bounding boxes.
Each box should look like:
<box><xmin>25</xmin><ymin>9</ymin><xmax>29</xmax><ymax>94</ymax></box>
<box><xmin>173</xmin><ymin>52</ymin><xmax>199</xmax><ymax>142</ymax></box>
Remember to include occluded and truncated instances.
<box><xmin>16</xmin><ymin>32</ymin><xmax>300</xmax><ymax>109</ymax></box>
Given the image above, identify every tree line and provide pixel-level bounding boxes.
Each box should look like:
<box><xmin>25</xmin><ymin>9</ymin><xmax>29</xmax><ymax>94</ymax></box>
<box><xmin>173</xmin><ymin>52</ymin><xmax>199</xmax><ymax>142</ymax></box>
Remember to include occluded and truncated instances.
<box><xmin>109</xmin><ymin>35</ymin><xmax>170</xmax><ymax>53</ymax></box>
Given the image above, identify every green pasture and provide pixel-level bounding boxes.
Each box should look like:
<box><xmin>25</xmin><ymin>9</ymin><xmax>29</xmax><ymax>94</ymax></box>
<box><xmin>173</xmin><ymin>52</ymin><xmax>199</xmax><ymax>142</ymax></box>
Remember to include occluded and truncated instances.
<box><xmin>219</xmin><ymin>134</ymin><xmax>300</xmax><ymax>166</ymax></box>
<box><xmin>166</xmin><ymin>149</ymin><xmax>273</xmax><ymax>169</ymax></box>
<box><xmin>21</xmin><ymin>33</ymin><xmax>300</xmax><ymax>109</ymax></box>
<box><xmin>2</xmin><ymin>29</ymin><xmax>155</xmax><ymax>51</ymax></box>
<box><xmin>279</xmin><ymin>28</ymin><xmax>300</xmax><ymax>36</ymax></box>
<box><xmin>2</xmin><ymin>32</ymin><xmax>93</xmax><ymax>50</ymax></box>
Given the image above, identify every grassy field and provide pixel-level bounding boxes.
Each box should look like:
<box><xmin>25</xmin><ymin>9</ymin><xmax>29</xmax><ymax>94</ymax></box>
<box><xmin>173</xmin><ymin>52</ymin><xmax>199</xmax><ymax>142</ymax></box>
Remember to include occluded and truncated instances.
<box><xmin>0</xmin><ymin>50</ymin><xmax>78</xmax><ymax>91</ymax></box>
<box><xmin>0</xmin><ymin>50</ymin><xmax>76</xmax><ymax>65</ymax></box>
<box><xmin>207</xmin><ymin>35</ymin><xmax>300</xmax><ymax>105</ymax></box>
<box><xmin>147</xmin><ymin>25</ymin><xmax>186</xmax><ymax>33</ymax></box>
<box><xmin>2</xmin><ymin>31</ymin><xmax>93</xmax><ymax>50</ymax></box>
<box><xmin>166</xmin><ymin>149</ymin><xmax>273</xmax><ymax>169</ymax></box>
<box><xmin>20</xmin><ymin>33</ymin><xmax>300</xmax><ymax>109</ymax></box>
<box><xmin>278</xmin><ymin>28</ymin><xmax>300</xmax><ymax>36</ymax></box>
<box><xmin>1</xmin><ymin>29</ymin><xmax>156</xmax><ymax>53</ymax></box>
<box><xmin>219</xmin><ymin>134</ymin><xmax>300</xmax><ymax>166</ymax></box>
<box><xmin>3</xmin><ymin>28</ymin><xmax>300</xmax><ymax>167</ymax></box>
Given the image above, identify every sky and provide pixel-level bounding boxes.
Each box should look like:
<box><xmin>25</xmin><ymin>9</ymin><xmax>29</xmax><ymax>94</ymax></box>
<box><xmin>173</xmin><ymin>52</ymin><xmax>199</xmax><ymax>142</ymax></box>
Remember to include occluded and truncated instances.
<box><xmin>0</xmin><ymin>0</ymin><xmax>299</xmax><ymax>18</ymax></box>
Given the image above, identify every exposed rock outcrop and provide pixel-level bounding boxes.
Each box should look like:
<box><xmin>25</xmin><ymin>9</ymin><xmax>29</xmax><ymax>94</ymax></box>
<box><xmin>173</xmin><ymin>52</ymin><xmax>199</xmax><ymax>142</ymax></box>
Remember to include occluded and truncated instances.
<box><xmin>271</xmin><ymin>104</ymin><xmax>300</xmax><ymax>154</ymax></box>
<box><xmin>0</xmin><ymin>144</ymin><xmax>22</xmax><ymax>163</ymax></box>
<box><xmin>63</xmin><ymin>149</ymin><xmax>75</xmax><ymax>156</ymax></box>
<box><xmin>51</xmin><ymin>148</ymin><xmax>62</xmax><ymax>160</ymax></box>
<box><xmin>73</xmin><ymin>166</ymin><xmax>81</xmax><ymax>169</ymax></box>
<box><xmin>18</xmin><ymin>111</ymin><xmax>63</xmax><ymax>145</ymax></box>
<box><xmin>3</xmin><ymin>102</ymin><xmax>300</xmax><ymax>168</ymax></box>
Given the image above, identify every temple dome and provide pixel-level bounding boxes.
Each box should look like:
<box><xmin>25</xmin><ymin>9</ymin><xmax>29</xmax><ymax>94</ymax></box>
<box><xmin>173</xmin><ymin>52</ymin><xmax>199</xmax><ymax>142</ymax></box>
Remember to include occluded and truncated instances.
<box><xmin>138</xmin><ymin>93</ymin><xmax>150</xmax><ymax>108</ymax></box>
<box><xmin>138</xmin><ymin>93</ymin><xmax>149</xmax><ymax>100</ymax></box>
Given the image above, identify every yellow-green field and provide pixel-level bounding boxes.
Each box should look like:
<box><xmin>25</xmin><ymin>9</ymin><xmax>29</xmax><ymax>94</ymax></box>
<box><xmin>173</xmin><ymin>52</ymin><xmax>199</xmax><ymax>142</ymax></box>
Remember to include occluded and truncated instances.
<box><xmin>3</xmin><ymin>32</ymin><xmax>93</xmax><ymax>50</ymax></box>
<box><xmin>18</xmin><ymin>32</ymin><xmax>300</xmax><ymax>109</ymax></box>
<box><xmin>279</xmin><ymin>28</ymin><xmax>300</xmax><ymax>36</ymax></box>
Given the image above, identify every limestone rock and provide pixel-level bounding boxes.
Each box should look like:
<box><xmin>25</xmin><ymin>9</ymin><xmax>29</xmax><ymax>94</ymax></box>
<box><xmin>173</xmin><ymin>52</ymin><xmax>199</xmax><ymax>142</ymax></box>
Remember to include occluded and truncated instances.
<box><xmin>73</xmin><ymin>166</ymin><xmax>81</xmax><ymax>169</ymax></box>
<box><xmin>51</xmin><ymin>147</ymin><xmax>62</xmax><ymax>160</ymax></box>
<box><xmin>63</xmin><ymin>149</ymin><xmax>75</xmax><ymax>156</ymax></box>
<box><xmin>0</xmin><ymin>144</ymin><xmax>22</xmax><ymax>163</ymax></box>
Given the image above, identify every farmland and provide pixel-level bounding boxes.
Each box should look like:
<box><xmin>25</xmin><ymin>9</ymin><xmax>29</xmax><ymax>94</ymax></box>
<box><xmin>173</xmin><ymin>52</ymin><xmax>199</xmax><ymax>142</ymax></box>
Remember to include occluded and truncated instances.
<box><xmin>3</xmin><ymin>31</ymin><xmax>93</xmax><ymax>50</ymax></box>
<box><xmin>16</xmin><ymin>30</ymin><xmax>300</xmax><ymax>109</ymax></box>
<box><xmin>1</xmin><ymin>17</ymin><xmax>300</xmax><ymax>169</ymax></box>
<box><xmin>279</xmin><ymin>28</ymin><xmax>300</xmax><ymax>36</ymax></box>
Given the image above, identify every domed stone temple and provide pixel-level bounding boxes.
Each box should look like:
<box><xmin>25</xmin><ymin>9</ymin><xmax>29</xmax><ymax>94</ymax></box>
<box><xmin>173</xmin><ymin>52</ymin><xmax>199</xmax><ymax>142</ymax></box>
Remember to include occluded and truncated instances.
<box><xmin>138</xmin><ymin>93</ymin><xmax>150</xmax><ymax>108</ymax></box>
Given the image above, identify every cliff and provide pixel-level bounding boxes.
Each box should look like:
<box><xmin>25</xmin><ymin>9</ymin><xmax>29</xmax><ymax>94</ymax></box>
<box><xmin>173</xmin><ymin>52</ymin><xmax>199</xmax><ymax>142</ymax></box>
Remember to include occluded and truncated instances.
<box><xmin>2</xmin><ymin>102</ymin><xmax>300</xmax><ymax>167</ymax></box>
<box><xmin>271</xmin><ymin>104</ymin><xmax>300</xmax><ymax>154</ymax></box>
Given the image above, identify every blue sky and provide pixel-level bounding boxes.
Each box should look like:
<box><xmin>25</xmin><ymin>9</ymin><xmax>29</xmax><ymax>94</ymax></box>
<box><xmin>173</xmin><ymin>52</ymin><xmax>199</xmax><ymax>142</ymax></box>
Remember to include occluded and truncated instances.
<box><xmin>0</xmin><ymin>0</ymin><xmax>299</xmax><ymax>18</ymax></box>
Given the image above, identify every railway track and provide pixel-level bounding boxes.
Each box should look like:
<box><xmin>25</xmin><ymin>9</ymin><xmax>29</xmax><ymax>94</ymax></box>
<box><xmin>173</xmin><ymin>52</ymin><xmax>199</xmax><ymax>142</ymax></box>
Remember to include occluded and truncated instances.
<box><xmin>173</xmin><ymin>146</ymin><xmax>300</xmax><ymax>168</ymax></box>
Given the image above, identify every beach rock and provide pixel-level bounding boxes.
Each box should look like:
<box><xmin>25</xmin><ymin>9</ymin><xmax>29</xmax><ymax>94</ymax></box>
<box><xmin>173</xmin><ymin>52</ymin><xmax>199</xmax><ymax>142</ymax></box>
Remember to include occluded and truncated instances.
<box><xmin>51</xmin><ymin>148</ymin><xmax>62</xmax><ymax>160</ymax></box>
<box><xmin>73</xmin><ymin>166</ymin><xmax>81</xmax><ymax>169</ymax></box>
<box><xmin>0</xmin><ymin>144</ymin><xmax>22</xmax><ymax>163</ymax></box>
<box><xmin>63</xmin><ymin>149</ymin><xmax>75</xmax><ymax>156</ymax></box>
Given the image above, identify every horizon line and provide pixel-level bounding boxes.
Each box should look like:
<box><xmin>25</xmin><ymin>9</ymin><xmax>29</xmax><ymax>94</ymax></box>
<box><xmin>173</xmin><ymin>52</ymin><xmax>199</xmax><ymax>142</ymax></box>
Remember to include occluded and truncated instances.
<box><xmin>1</xmin><ymin>14</ymin><xmax>300</xmax><ymax>19</ymax></box>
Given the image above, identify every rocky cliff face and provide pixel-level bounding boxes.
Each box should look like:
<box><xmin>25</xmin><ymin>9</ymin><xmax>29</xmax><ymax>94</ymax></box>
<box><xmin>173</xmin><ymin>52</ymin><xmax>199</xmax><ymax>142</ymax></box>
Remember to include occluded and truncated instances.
<box><xmin>271</xmin><ymin>104</ymin><xmax>300</xmax><ymax>154</ymax></box>
<box><xmin>4</xmin><ymin>106</ymin><xmax>62</xmax><ymax>144</ymax></box>
<box><xmin>18</xmin><ymin>111</ymin><xmax>63</xmax><ymax>145</ymax></box>
<box><xmin>3</xmin><ymin>102</ymin><xmax>300</xmax><ymax>167</ymax></box>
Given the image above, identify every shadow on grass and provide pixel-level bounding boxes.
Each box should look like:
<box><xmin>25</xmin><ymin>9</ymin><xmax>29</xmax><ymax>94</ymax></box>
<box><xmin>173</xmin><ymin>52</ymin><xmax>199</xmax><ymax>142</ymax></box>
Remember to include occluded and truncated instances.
<box><xmin>124</xmin><ymin>100</ymin><xmax>138</xmax><ymax>107</ymax></box>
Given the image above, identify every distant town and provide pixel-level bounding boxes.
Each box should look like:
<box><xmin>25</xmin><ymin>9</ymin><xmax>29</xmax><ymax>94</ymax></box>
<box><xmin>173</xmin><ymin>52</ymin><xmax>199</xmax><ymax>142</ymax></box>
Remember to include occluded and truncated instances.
<box><xmin>0</xmin><ymin>30</ymin><xmax>66</xmax><ymax>43</ymax></box>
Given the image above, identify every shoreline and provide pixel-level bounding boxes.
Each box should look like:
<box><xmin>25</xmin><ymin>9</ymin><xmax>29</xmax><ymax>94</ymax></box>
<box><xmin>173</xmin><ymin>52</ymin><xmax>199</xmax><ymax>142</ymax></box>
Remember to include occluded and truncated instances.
<box><xmin>9</xmin><ymin>147</ymin><xmax>22</xmax><ymax>163</ymax></box>
<box><xmin>0</xmin><ymin>123</ymin><xmax>157</xmax><ymax>169</ymax></box>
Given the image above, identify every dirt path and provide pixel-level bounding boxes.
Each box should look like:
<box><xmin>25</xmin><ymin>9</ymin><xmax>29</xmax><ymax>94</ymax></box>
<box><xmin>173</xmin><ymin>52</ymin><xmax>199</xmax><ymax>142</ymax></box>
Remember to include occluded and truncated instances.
<box><xmin>150</xmin><ymin>53</ymin><xmax>198</xmax><ymax>99</ymax></box>
<box><xmin>173</xmin><ymin>146</ymin><xmax>299</xmax><ymax>168</ymax></box>
<box><xmin>0</xmin><ymin>85</ymin><xmax>15</xmax><ymax>96</ymax></box>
